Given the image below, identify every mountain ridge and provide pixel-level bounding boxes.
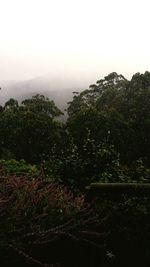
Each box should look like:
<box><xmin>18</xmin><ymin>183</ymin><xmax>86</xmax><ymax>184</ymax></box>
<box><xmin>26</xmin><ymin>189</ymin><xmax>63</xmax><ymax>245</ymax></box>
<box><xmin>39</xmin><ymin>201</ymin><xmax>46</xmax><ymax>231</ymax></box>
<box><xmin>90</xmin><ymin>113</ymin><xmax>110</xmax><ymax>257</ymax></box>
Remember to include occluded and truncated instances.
<box><xmin>0</xmin><ymin>75</ymin><xmax>89</xmax><ymax>111</ymax></box>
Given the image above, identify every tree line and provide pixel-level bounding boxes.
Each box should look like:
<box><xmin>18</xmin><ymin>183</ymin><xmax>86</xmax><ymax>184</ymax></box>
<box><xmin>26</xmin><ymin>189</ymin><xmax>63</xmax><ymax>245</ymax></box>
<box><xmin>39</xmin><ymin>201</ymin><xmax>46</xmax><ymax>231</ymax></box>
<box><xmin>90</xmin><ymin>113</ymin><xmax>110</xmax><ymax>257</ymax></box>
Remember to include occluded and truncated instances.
<box><xmin>0</xmin><ymin>71</ymin><xmax>150</xmax><ymax>190</ymax></box>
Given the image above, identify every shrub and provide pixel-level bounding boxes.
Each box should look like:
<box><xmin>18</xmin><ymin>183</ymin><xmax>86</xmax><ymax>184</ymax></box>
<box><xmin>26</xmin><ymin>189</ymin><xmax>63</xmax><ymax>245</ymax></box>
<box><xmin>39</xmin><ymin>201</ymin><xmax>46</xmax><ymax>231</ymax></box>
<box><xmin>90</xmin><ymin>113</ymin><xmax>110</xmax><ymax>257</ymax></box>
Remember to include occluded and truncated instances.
<box><xmin>0</xmin><ymin>175</ymin><xmax>106</xmax><ymax>266</ymax></box>
<box><xmin>91</xmin><ymin>192</ymin><xmax>150</xmax><ymax>267</ymax></box>
<box><xmin>0</xmin><ymin>159</ymin><xmax>40</xmax><ymax>177</ymax></box>
<box><xmin>44</xmin><ymin>134</ymin><xmax>120</xmax><ymax>193</ymax></box>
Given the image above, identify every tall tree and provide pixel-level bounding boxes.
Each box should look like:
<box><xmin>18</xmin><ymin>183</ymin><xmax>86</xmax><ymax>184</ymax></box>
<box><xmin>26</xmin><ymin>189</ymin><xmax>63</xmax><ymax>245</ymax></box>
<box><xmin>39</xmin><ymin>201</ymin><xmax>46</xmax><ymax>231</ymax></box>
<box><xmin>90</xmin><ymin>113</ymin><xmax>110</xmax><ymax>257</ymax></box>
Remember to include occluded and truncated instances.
<box><xmin>67</xmin><ymin>72</ymin><xmax>150</xmax><ymax>165</ymax></box>
<box><xmin>0</xmin><ymin>95</ymin><xmax>64</xmax><ymax>163</ymax></box>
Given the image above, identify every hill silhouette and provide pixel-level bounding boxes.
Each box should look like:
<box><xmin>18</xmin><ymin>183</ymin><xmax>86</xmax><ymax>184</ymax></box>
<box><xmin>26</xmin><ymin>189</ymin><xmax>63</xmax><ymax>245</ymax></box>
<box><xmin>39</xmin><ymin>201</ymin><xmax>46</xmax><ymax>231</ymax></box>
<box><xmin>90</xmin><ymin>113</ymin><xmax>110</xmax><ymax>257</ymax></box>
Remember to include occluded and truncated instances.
<box><xmin>0</xmin><ymin>74</ymin><xmax>89</xmax><ymax>112</ymax></box>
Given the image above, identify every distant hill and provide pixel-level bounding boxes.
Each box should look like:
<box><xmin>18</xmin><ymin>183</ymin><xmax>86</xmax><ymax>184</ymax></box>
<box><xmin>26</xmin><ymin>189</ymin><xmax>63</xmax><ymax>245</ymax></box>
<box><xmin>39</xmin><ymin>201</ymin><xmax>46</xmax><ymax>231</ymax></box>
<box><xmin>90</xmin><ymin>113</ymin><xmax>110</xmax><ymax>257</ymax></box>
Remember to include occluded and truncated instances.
<box><xmin>0</xmin><ymin>74</ymin><xmax>88</xmax><ymax>112</ymax></box>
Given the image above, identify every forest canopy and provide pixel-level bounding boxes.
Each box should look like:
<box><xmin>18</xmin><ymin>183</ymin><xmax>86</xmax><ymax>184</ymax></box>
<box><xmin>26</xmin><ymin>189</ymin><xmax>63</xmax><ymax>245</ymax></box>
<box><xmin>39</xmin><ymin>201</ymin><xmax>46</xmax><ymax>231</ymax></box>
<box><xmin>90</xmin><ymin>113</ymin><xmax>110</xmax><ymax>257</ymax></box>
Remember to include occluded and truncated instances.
<box><xmin>0</xmin><ymin>71</ymin><xmax>150</xmax><ymax>189</ymax></box>
<box><xmin>1</xmin><ymin>71</ymin><xmax>150</xmax><ymax>266</ymax></box>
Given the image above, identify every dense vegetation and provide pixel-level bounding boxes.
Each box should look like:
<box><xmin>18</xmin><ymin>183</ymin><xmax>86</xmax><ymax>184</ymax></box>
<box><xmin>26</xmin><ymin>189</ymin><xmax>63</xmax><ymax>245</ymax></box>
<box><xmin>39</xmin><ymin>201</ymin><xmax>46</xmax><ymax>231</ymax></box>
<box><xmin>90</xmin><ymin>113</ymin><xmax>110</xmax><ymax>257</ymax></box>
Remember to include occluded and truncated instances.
<box><xmin>0</xmin><ymin>71</ymin><xmax>150</xmax><ymax>266</ymax></box>
<box><xmin>1</xmin><ymin>175</ymin><xmax>107</xmax><ymax>267</ymax></box>
<box><xmin>0</xmin><ymin>72</ymin><xmax>150</xmax><ymax>189</ymax></box>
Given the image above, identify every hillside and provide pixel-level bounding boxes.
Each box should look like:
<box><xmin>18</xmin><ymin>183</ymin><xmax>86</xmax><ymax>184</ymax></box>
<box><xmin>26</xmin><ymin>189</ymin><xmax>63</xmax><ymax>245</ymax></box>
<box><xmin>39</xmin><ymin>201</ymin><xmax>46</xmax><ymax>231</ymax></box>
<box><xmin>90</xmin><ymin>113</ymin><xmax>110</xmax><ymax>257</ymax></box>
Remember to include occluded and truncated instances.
<box><xmin>0</xmin><ymin>74</ymin><xmax>88</xmax><ymax>112</ymax></box>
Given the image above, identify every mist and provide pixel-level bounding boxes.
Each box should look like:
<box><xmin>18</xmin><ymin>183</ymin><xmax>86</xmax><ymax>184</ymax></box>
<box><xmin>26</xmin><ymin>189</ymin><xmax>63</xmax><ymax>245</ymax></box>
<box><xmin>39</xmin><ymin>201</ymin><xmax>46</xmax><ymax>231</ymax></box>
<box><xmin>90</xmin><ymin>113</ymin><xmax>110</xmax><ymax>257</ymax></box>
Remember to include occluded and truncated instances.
<box><xmin>1</xmin><ymin>0</ymin><xmax>150</xmax><ymax>111</ymax></box>
<box><xmin>1</xmin><ymin>0</ymin><xmax>150</xmax><ymax>82</ymax></box>
<box><xmin>0</xmin><ymin>72</ymin><xmax>93</xmax><ymax>111</ymax></box>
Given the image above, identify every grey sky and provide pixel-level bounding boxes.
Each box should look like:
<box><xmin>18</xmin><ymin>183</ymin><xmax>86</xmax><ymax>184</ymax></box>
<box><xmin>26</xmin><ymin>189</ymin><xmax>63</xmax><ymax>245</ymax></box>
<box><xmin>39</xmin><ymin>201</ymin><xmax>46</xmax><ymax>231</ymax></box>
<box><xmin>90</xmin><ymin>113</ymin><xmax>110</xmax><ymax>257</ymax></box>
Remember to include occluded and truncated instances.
<box><xmin>0</xmin><ymin>0</ymin><xmax>150</xmax><ymax>81</ymax></box>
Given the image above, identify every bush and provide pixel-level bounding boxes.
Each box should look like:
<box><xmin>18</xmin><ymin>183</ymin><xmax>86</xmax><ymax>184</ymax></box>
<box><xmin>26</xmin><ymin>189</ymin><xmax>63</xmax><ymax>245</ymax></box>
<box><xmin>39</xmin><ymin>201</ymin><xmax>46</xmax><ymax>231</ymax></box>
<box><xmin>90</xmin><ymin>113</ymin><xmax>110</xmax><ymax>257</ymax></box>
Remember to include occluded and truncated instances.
<box><xmin>44</xmin><ymin>134</ymin><xmax>120</xmax><ymax>193</ymax></box>
<box><xmin>0</xmin><ymin>175</ymin><xmax>106</xmax><ymax>267</ymax></box>
<box><xmin>91</xmin><ymin>192</ymin><xmax>150</xmax><ymax>267</ymax></box>
<box><xmin>0</xmin><ymin>159</ymin><xmax>40</xmax><ymax>177</ymax></box>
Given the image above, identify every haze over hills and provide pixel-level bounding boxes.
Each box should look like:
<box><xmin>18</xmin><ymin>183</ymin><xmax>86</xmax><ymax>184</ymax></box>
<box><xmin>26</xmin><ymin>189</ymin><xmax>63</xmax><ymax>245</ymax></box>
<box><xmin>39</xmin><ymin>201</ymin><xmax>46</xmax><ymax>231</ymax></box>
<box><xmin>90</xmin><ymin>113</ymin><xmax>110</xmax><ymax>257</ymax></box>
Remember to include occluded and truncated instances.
<box><xmin>0</xmin><ymin>74</ymin><xmax>90</xmax><ymax>112</ymax></box>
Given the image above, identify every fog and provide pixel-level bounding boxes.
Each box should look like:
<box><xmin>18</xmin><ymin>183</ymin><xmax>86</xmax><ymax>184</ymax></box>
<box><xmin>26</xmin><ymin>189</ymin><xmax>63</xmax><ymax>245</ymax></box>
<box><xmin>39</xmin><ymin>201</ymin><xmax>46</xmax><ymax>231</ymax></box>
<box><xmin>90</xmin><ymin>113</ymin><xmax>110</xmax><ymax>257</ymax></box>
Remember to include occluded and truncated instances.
<box><xmin>0</xmin><ymin>73</ymin><xmax>91</xmax><ymax>111</ymax></box>
<box><xmin>0</xmin><ymin>0</ymin><xmax>150</xmax><ymax>107</ymax></box>
<box><xmin>1</xmin><ymin>0</ymin><xmax>150</xmax><ymax>80</ymax></box>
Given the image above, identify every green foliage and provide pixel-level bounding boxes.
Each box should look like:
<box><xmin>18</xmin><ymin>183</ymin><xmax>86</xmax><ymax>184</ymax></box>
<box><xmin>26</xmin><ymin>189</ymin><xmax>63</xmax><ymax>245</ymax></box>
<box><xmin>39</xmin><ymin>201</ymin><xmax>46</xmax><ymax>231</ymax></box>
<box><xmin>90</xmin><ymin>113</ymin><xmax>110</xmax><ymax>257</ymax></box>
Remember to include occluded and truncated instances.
<box><xmin>44</xmin><ymin>131</ymin><xmax>120</xmax><ymax>192</ymax></box>
<box><xmin>21</xmin><ymin>94</ymin><xmax>63</xmax><ymax>118</ymax></box>
<box><xmin>92</xmin><ymin>193</ymin><xmax>150</xmax><ymax>266</ymax></box>
<box><xmin>0</xmin><ymin>159</ymin><xmax>39</xmax><ymax>177</ymax></box>
<box><xmin>67</xmin><ymin>71</ymin><xmax>150</xmax><ymax>165</ymax></box>
<box><xmin>0</xmin><ymin>94</ymin><xmax>64</xmax><ymax>163</ymax></box>
<box><xmin>0</xmin><ymin>71</ymin><xmax>150</xmax><ymax>265</ymax></box>
<box><xmin>0</xmin><ymin>71</ymin><xmax>150</xmax><ymax>192</ymax></box>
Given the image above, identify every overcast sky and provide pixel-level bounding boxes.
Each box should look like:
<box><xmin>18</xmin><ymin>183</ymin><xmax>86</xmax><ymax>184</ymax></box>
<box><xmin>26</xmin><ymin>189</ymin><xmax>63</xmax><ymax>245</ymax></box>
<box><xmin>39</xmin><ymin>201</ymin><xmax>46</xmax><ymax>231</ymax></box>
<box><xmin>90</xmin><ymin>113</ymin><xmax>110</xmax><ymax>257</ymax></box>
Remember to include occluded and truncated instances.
<box><xmin>0</xmin><ymin>0</ymin><xmax>150</xmax><ymax>82</ymax></box>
